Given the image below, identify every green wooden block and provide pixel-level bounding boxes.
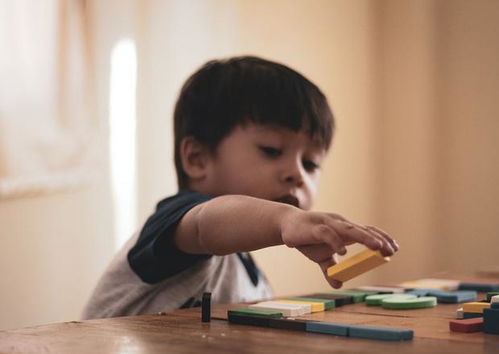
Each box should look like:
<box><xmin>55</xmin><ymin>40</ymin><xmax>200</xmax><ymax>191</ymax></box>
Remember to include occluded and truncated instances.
<box><xmin>365</xmin><ymin>294</ymin><xmax>417</xmax><ymax>306</ymax></box>
<box><xmin>487</xmin><ymin>292</ymin><xmax>499</xmax><ymax>302</ymax></box>
<box><xmin>284</xmin><ymin>297</ymin><xmax>335</xmax><ymax>310</ymax></box>
<box><xmin>382</xmin><ymin>296</ymin><xmax>437</xmax><ymax>310</ymax></box>
<box><xmin>329</xmin><ymin>290</ymin><xmax>378</xmax><ymax>303</ymax></box>
<box><xmin>228</xmin><ymin>308</ymin><xmax>283</xmax><ymax>318</ymax></box>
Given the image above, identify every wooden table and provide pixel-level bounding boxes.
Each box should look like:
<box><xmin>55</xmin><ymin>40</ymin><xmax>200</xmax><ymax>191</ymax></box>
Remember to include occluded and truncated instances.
<box><xmin>2</xmin><ymin>293</ymin><xmax>499</xmax><ymax>353</ymax></box>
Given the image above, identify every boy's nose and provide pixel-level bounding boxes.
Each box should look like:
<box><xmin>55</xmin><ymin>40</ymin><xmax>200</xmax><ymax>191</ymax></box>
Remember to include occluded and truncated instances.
<box><xmin>281</xmin><ymin>164</ymin><xmax>304</xmax><ymax>187</ymax></box>
<box><xmin>284</xmin><ymin>174</ymin><xmax>304</xmax><ymax>187</ymax></box>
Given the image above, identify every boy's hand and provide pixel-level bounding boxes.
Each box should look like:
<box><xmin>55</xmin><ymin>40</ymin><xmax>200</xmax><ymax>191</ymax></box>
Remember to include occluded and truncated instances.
<box><xmin>279</xmin><ymin>208</ymin><xmax>399</xmax><ymax>289</ymax></box>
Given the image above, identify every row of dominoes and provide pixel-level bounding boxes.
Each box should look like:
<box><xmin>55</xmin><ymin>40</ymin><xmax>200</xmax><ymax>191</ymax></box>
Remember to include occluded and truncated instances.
<box><xmin>228</xmin><ymin>289</ymin><xmax>416</xmax><ymax>341</ymax></box>
<box><xmin>227</xmin><ymin>308</ymin><xmax>413</xmax><ymax>341</ymax></box>
<box><xmin>249</xmin><ymin>286</ymin><xmax>478</xmax><ymax>317</ymax></box>
<box><xmin>450</xmin><ymin>294</ymin><xmax>499</xmax><ymax>334</ymax></box>
<box><xmin>226</xmin><ymin>286</ymin><xmax>499</xmax><ymax>340</ymax></box>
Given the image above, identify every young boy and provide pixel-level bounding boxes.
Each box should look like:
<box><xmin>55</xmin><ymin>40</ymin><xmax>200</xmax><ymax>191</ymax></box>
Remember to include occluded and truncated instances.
<box><xmin>82</xmin><ymin>56</ymin><xmax>398</xmax><ymax>319</ymax></box>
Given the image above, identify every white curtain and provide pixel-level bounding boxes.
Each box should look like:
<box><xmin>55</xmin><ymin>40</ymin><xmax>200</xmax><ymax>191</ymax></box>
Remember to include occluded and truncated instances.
<box><xmin>0</xmin><ymin>0</ymin><xmax>98</xmax><ymax>199</ymax></box>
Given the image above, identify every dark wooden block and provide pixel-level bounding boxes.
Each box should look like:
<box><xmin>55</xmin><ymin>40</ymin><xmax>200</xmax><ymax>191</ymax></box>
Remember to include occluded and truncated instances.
<box><xmin>268</xmin><ymin>318</ymin><xmax>308</xmax><ymax>331</ymax></box>
<box><xmin>228</xmin><ymin>313</ymin><xmax>270</xmax><ymax>327</ymax></box>
<box><xmin>303</xmin><ymin>293</ymin><xmax>353</xmax><ymax>307</ymax></box>
<box><xmin>484</xmin><ymin>308</ymin><xmax>499</xmax><ymax>335</ymax></box>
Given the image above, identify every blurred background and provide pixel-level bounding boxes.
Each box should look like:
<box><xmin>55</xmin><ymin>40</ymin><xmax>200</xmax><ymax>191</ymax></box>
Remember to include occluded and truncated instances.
<box><xmin>1</xmin><ymin>0</ymin><xmax>498</xmax><ymax>330</ymax></box>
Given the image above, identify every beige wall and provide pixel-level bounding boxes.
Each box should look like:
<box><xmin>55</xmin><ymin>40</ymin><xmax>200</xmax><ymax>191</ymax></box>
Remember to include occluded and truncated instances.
<box><xmin>1</xmin><ymin>0</ymin><xmax>498</xmax><ymax>330</ymax></box>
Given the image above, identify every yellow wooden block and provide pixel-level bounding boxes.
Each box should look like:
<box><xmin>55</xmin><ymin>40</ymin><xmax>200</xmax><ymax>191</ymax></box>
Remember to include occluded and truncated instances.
<box><xmin>278</xmin><ymin>300</ymin><xmax>324</xmax><ymax>312</ymax></box>
<box><xmin>462</xmin><ymin>302</ymin><xmax>490</xmax><ymax>313</ymax></box>
<box><xmin>326</xmin><ymin>249</ymin><xmax>390</xmax><ymax>282</ymax></box>
<box><xmin>399</xmin><ymin>278</ymin><xmax>460</xmax><ymax>291</ymax></box>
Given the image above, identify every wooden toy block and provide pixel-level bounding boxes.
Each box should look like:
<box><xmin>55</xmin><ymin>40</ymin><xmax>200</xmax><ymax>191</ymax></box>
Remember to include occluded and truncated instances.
<box><xmin>228</xmin><ymin>313</ymin><xmax>271</xmax><ymax>327</ymax></box>
<box><xmin>268</xmin><ymin>318</ymin><xmax>308</xmax><ymax>331</ymax></box>
<box><xmin>483</xmin><ymin>308</ymin><xmax>499</xmax><ymax>334</ymax></box>
<box><xmin>463</xmin><ymin>312</ymin><xmax>483</xmax><ymax>319</ymax></box>
<box><xmin>327</xmin><ymin>249</ymin><xmax>390</xmax><ymax>282</ymax></box>
<box><xmin>228</xmin><ymin>309</ymin><xmax>283</xmax><ymax>318</ymax></box>
<box><xmin>249</xmin><ymin>301</ymin><xmax>308</xmax><ymax>316</ymax></box>
<box><xmin>202</xmin><ymin>292</ymin><xmax>211</xmax><ymax>322</ymax></box>
<box><xmin>405</xmin><ymin>289</ymin><xmax>433</xmax><ymax>296</ymax></box>
<box><xmin>348</xmin><ymin>324</ymin><xmax>413</xmax><ymax>341</ymax></box>
<box><xmin>459</xmin><ymin>282</ymin><xmax>499</xmax><ymax>292</ymax></box>
<box><xmin>400</xmin><ymin>278</ymin><xmax>460</xmax><ymax>291</ymax></box>
<box><xmin>278</xmin><ymin>299</ymin><xmax>324</xmax><ymax>312</ymax></box>
<box><xmin>382</xmin><ymin>296</ymin><xmax>437</xmax><ymax>310</ymax></box>
<box><xmin>491</xmin><ymin>295</ymin><xmax>499</xmax><ymax>303</ymax></box>
<box><xmin>365</xmin><ymin>294</ymin><xmax>416</xmax><ymax>306</ymax></box>
<box><xmin>449</xmin><ymin>318</ymin><xmax>484</xmax><ymax>333</ymax></box>
<box><xmin>305</xmin><ymin>321</ymin><xmax>349</xmax><ymax>336</ymax></box>
<box><xmin>283</xmin><ymin>297</ymin><xmax>335</xmax><ymax>310</ymax></box>
<box><xmin>356</xmin><ymin>285</ymin><xmax>406</xmax><ymax>294</ymax></box>
<box><xmin>404</xmin><ymin>289</ymin><xmax>476</xmax><ymax>303</ymax></box>
<box><xmin>329</xmin><ymin>290</ymin><xmax>378</xmax><ymax>303</ymax></box>
<box><xmin>462</xmin><ymin>302</ymin><xmax>490</xmax><ymax>313</ymax></box>
<box><xmin>486</xmin><ymin>292</ymin><xmax>499</xmax><ymax>302</ymax></box>
<box><xmin>431</xmin><ymin>290</ymin><xmax>477</xmax><ymax>303</ymax></box>
<box><xmin>304</xmin><ymin>293</ymin><xmax>353</xmax><ymax>306</ymax></box>
<box><xmin>492</xmin><ymin>303</ymin><xmax>499</xmax><ymax>309</ymax></box>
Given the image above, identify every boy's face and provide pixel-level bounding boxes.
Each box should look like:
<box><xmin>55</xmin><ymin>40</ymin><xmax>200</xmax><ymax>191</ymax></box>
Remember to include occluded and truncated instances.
<box><xmin>201</xmin><ymin>123</ymin><xmax>327</xmax><ymax>210</ymax></box>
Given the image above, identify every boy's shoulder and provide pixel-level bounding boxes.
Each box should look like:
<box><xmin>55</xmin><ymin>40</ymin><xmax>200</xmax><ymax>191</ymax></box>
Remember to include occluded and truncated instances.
<box><xmin>156</xmin><ymin>189</ymin><xmax>211</xmax><ymax>212</ymax></box>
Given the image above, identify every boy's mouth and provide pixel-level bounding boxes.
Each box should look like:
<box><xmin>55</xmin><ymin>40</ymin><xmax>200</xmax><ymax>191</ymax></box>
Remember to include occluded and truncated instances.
<box><xmin>274</xmin><ymin>195</ymin><xmax>300</xmax><ymax>208</ymax></box>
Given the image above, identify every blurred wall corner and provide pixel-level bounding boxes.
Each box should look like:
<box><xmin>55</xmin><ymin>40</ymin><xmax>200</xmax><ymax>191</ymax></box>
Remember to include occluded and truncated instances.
<box><xmin>0</xmin><ymin>0</ymin><xmax>116</xmax><ymax>330</ymax></box>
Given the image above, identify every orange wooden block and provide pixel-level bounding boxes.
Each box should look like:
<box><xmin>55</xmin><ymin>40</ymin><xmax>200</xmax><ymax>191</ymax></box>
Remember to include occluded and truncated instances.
<box><xmin>327</xmin><ymin>249</ymin><xmax>390</xmax><ymax>282</ymax></box>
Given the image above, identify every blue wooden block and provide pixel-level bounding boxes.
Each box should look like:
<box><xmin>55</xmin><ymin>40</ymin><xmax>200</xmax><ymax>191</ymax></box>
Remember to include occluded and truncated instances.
<box><xmin>430</xmin><ymin>290</ymin><xmax>477</xmax><ymax>303</ymax></box>
<box><xmin>406</xmin><ymin>289</ymin><xmax>477</xmax><ymax>303</ymax></box>
<box><xmin>463</xmin><ymin>312</ymin><xmax>483</xmax><ymax>319</ymax></box>
<box><xmin>483</xmin><ymin>308</ymin><xmax>499</xmax><ymax>334</ymax></box>
<box><xmin>305</xmin><ymin>321</ymin><xmax>349</xmax><ymax>336</ymax></box>
<box><xmin>491</xmin><ymin>303</ymin><xmax>499</xmax><ymax>309</ymax></box>
<box><xmin>348</xmin><ymin>324</ymin><xmax>413</xmax><ymax>341</ymax></box>
<box><xmin>405</xmin><ymin>289</ymin><xmax>432</xmax><ymax>296</ymax></box>
<box><xmin>459</xmin><ymin>282</ymin><xmax>499</xmax><ymax>292</ymax></box>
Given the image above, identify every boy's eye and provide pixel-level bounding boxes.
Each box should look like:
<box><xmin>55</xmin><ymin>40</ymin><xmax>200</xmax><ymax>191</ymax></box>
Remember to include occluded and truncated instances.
<box><xmin>303</xmin><ymin>159</ymin><xmax>319</xmax><ymax>172</ymax></box>
<box><xmin>259</xmin><ymin>146</ymin><xmax>282</xmax><ymax>157</ymax></box>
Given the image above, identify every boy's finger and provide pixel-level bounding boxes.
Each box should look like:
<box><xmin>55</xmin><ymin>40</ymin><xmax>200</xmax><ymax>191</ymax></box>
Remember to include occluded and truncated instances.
<box><xmin>319</xmin><ymin>259</ymin><xmax>343</xmax><ymax>289</ymax></box>
<box><xmin>326</xmin><ymin>212</ymin><xmax>347</xmax><ymax>221</ymax></box>
<box><xmin>369</xmin><ymin>231</ymin><xmax>395</xmax><ymax>256</ymax></box>
<box><xmin>344</xmin><ymin>222</ymin><xmax>397</xmax><ymax>256</ymax></box>
<box><xmin>367</xmin><ymin>225</ymin><xmax>399</xmax><ymax>251</ymax></box>
<box><xmin>327</xmin><ymin>219</ymin><xmax>382</xmax><ymax>250</ymax></box>
<box><xmin>314</xmin><ymin>225</ymin><xmax>347</xmax><ymax>255</ymax></box>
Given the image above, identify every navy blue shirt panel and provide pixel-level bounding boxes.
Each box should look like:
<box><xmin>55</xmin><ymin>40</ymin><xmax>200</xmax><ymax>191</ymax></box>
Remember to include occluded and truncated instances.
<box><xmin>127</xmin><ymin>190</ymin><xmax>212</xmax><ymax>284</ymax></box>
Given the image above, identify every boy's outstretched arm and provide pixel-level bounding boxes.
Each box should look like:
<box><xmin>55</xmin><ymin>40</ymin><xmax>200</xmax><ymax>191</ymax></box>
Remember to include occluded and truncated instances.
<box><xmin>174</xmin><ymin>195</ymin><xmax>398</xmax><ymax>288</ymax></box>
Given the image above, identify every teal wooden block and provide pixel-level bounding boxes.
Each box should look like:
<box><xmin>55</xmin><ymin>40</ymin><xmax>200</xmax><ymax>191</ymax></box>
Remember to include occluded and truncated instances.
<box><xmin>305</xmin><ymin>321</ymin><xmax>348</xmax><ymax>336</ymax></box>
<box><xmin>348</xmin><ymin>324</ymin><xmax>413</xmax><ymax>341</ymax></box>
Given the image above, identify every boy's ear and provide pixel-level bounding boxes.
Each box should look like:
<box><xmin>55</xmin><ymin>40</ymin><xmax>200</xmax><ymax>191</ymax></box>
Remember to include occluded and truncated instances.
<box><xmin>180</xmin><ymin>136</ymin><xmax>211</xmax><ymax>181</ymax></box>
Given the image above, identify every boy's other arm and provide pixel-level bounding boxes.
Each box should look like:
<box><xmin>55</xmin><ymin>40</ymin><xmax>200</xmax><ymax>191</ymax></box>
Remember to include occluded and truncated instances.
<box><xmin>174</xmin><ymin>195</ymin><xmax>397</xmax><ymax>262</ymax></box>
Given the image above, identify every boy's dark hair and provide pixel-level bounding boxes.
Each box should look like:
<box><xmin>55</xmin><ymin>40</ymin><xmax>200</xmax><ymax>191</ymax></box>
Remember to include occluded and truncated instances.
<box><xmin>174</xmin><ymin>56</ymin><xmax>335</xmax><ymax>189</ymax></box>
